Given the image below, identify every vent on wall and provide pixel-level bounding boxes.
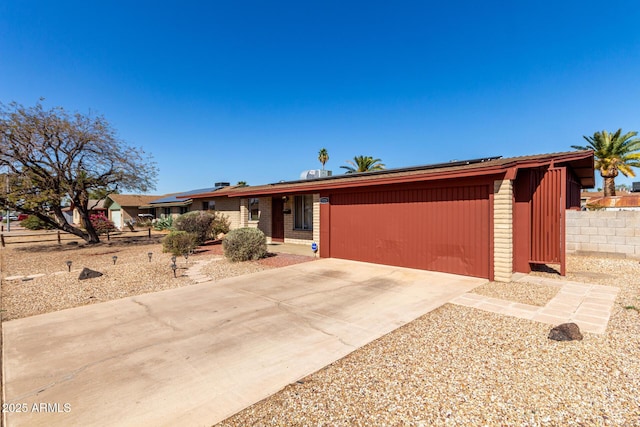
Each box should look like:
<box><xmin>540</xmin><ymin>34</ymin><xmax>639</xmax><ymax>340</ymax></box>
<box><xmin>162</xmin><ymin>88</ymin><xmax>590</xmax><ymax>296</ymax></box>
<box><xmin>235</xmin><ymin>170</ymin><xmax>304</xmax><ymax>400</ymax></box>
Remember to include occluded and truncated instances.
<box><xmin>632</xmin><ymin>182</ymin><xmax>640</xmax><ymax>192</ymax></box>
<box><xmin>300</xmin><ymin>170</ymin><xmax>332</xmax><ymax>180</ymax></box>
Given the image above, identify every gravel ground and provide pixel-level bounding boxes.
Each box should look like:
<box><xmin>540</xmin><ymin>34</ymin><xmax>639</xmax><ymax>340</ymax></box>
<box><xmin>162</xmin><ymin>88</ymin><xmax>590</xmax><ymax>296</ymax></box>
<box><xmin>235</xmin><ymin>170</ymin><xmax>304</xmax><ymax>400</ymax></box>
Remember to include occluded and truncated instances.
<box><xmin>471</xmin><ymin>280</ymin><xmax>560</xmax><ymax>306</ymax></box>
<box><xmin>0</xmin><ymin>238</ymin><xmax>314</xmax><ymax>321</ymax></box>
<box><xmin>218</xmin><ymin>255</ymin><xmax>640</xmax><ymax>426</ymax></box>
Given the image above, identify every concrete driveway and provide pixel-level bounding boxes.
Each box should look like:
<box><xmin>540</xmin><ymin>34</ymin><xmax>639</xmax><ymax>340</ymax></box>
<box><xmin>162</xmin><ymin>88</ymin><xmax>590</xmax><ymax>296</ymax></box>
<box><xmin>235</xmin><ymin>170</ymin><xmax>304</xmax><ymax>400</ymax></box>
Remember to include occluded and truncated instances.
<box><xmin>2</xmin><ymin>258</ymin><xmax>485</xmax><ymax>426</ymax></box>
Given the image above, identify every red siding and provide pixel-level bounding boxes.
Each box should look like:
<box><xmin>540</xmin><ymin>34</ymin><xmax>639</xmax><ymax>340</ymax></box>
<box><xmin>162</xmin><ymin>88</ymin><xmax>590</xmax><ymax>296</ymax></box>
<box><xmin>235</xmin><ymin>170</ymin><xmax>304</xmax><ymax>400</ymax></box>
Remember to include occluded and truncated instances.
<box><xmin>328</xmin><ymin>183</ymin><xmax>491</xmax><ymax>278</ymax></box>
<box><xmin>530</xmin><ymin>167</ymin><xmax>564</xmax><ymax>264</ymax></box>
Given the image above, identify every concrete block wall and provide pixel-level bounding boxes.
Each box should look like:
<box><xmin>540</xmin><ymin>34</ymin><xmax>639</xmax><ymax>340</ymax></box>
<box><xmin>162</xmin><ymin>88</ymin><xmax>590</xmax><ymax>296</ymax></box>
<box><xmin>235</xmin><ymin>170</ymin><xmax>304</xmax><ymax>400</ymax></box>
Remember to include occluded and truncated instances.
<box><xmin>566</xmin><ymin>210</ymin><xmax>640</xmax><ymax>258</ymax></box>
<box><xmin>493</xmin><ymin>180</ymin><xmax>513</xmax><ymax>282</ymax></box>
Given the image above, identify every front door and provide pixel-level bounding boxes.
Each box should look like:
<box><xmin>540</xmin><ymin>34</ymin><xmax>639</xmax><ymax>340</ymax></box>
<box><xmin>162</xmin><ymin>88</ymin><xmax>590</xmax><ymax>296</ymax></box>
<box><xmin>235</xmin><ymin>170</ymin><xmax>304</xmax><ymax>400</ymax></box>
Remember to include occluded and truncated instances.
<box><xmin>272</xmin><ymin>197</ymin><xmax>285</xmax><ymax>242</ymax></box>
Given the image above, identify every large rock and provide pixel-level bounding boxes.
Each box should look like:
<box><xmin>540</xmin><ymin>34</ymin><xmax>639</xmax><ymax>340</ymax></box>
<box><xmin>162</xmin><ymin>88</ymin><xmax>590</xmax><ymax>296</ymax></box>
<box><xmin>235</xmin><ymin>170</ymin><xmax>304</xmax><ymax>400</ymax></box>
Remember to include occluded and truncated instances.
<box><xmin>78</xmin><ymin>268</ymin><xmax>103</xmax><ymax>280</ymax></box>
<box><xmin>548</xmin><ymin>323</ymin><xmax>583</xmax><ymax>341</ymax></box>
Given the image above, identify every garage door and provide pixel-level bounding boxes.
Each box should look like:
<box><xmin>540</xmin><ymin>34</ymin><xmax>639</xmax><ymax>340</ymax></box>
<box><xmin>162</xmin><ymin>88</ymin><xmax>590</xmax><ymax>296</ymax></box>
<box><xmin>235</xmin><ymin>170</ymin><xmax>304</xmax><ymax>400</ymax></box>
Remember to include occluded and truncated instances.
<box><xmin>111</xmin><ymin>210</ymin><xmax>122</xmax><ymax>230</ymax></box>
<box><xmin>328</xmin><ymin>184</ymin><xmax>491</xmax><ymax>278</ymax></box>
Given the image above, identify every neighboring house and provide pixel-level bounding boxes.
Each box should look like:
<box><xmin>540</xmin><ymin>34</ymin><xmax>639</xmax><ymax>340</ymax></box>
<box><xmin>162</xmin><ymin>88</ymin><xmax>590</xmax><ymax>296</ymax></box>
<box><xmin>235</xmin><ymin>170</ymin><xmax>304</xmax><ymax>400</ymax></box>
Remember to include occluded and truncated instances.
<box><xmin>582</xmin><ymin>192</ymin><xmax>640</xmax><ymax>211</ymax></box>
<box><xmin>580</xmin><ymin>191</ymin><xmax>604</xmax><ymax>209</ymax></box>
<box><xmin>141</xmin><ymin>183</ymin><xmax>231</xmax><ymax>220</ymax></box>
<box><xmin>189</xmin><ymin>150</ymin><xmax>595</xmax><ymax>282</ymax></box>
<box><xmin>72</xmin><ymin>199</ymin><xmax>107</xmax><ymax>225</ymax></box>
<box><xmin>104</xmin><ymin>194</ymin><xmax>159</xmax><ymax>230</ymax></box>
<box><xmin>62</xmin><ymin>206</ymin><xmax>74</xmax><ymax>224</ymax></box>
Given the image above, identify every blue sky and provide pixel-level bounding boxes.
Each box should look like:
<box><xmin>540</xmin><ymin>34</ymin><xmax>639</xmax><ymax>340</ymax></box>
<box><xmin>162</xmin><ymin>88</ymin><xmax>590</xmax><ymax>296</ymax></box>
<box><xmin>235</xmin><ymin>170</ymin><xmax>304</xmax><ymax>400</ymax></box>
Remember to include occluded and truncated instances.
<box><xmin>1</xmin><ymin>1</ymin><xmax>639</xmax><ymax>195</ymax></box>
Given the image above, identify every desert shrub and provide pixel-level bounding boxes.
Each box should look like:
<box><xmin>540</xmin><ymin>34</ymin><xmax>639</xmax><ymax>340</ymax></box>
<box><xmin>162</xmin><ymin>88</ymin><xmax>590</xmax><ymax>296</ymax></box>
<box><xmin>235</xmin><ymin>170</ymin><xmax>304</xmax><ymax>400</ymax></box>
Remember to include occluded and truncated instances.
<box><xmin>223</xmin><ymin>227</ymin><xmax>267</xmax><ymax>262</ymax></box>
<box><xmin>153</xmin><ymin>216</ymin><xmax>174</xmax><ymax>231</ymax></box>
<box><xmin>162</xmin><ymin>231</ymin><xmax>198</xmax><ymax>256</ymax></box>
<box><xmin>90</xmin><ymin>213</ymin><xmax>116</xmax><ymax>234</ymax></box>
<box><xmin>211</xmin><ymin>212</ymin><xmax>231</xmax><ymax>238</ymax></box>
<box><xmin>20</xmin><ymin>215</ymin><xmax>54</xmax><ymax>230</ymax></box>
<box><xmin>174</xmin><ymin>210</ymin><xmax>230</xmax><ymax>244</ymax></box>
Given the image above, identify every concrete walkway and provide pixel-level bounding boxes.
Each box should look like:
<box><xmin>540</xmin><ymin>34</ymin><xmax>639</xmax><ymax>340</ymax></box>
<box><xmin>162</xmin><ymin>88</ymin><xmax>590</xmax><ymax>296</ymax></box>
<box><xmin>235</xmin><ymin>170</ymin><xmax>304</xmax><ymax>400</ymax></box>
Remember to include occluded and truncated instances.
<box><xmin>450</xmin><ymin>275</ymin><xmax>619</xmax><ymax>334</ymax></box>
<box><xmin>2</xmin><ymin>258</ymin><xmax>485</xmax><ymax>427</ymax></box>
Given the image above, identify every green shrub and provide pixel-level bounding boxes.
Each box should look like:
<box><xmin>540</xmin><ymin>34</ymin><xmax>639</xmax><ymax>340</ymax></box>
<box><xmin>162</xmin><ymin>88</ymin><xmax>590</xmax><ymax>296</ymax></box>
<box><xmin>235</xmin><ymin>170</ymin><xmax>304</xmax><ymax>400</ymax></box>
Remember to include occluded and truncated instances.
<box><xmin>223</xmin><ymin>227</ymin><xmax>267</xmax><ymax>262</ymax></box>
<box><xmin>174</xmin><ymin>210</ymin><xmax>231</xmax><ymax>245</ymax></box>
<box><xmin>153</xmin><ymin>216</ymin><xmax>174</xmax><ymax>231</ymax></box>
<box><xmin>162</xmin><ymin>231</ymin><xmax>198</xmax><ymax>256</ymax></box>
<box><xmin>211</xmin><ymin>212</ymin><xmax>231</xmax><ymax>238</ymax></box>
<box><xmin>21</xmin><ymin>215</ymin><xmax>54</xmax><ymax>230</ymax></box>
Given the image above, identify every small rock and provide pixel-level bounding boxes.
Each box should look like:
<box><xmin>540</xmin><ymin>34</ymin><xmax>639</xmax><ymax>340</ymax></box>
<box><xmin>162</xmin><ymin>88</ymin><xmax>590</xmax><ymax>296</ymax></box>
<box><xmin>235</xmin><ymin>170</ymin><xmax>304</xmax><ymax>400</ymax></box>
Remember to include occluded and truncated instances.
<box><xmin>548</xmin><ymin>322</ymin><xmax>583</xmax><ymax>341</ymax></box>
<box><xmin>78</xmin><ymin>268</ymin><xmax>103</xmax><ymax>280</ymax></box>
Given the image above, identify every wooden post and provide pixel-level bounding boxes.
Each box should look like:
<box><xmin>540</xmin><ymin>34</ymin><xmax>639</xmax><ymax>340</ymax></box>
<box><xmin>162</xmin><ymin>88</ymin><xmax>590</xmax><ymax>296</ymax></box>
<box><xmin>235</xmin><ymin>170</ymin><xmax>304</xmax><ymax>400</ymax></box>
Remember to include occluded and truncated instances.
<box><xmin>1</xmin><ymin>233</ymin><xmax>5</xmax><ymax>248</ymax></box>
<box><xmin>57</xmin><ymin>230</ymin><xmax>61</xmax><ymax>245</ymax></box>
<box><xmin>148</xmin><ymin>227</ymin><xmax>151</xmax><ymax>239</ymax></box>
<box><xmin>107</xmin><ymin>230</ymin><xmax>110</xmax><ymax>241</ymax></box>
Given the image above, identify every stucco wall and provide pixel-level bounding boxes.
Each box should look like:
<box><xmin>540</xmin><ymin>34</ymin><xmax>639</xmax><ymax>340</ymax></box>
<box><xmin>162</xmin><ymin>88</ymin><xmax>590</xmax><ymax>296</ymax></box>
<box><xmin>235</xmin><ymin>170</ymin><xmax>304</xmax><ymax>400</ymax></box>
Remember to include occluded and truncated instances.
<box><xmin>566</xmin><ymin>210</ymin><xmax>640</xmax><ymax>259</ymax></box>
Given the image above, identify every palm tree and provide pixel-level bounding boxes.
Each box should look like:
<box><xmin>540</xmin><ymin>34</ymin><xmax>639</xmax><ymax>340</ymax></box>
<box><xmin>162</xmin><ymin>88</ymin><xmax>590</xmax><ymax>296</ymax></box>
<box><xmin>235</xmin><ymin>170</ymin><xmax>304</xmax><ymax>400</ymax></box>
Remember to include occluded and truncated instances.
<box><xmin>340</xmin><ymin>156</ymin><xmax>386</xmax><ymax>174</ymax></box>
<box><xmin>572</xmin><ymin>129</ymin><xmax>640</xmax><ymax>196</ymax></box>
<box><xmin>318</xmin><ymin>148</ymin><xmax>329</xmax><ymax>170</ymax></box>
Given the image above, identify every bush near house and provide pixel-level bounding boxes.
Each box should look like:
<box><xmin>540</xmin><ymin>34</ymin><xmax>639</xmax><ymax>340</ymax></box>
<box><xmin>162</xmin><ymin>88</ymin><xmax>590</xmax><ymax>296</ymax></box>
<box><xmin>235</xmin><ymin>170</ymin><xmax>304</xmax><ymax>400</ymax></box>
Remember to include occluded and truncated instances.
<box><xmin>20</xmin><ymin>215</ymin><xmax>55</xmax><ymax>230</ymax></box>
<box><xmin>174</xmin><ymin>210</ymin><xmax>230</xmax><ymax>245</ymax></box>
<box><xmin>223</xmin><ymin>227</ymin><xmax>267</xmax><ymax>262</ymax></box>
<box><xmin>89</xmin><ymin>213</ymin><xmax>116</xmax><ymax>234</ymax></box>
<box><xmin>162</xmin><ymin>230</ymin><xmax>198</xmax><ymax>256</ymax></box>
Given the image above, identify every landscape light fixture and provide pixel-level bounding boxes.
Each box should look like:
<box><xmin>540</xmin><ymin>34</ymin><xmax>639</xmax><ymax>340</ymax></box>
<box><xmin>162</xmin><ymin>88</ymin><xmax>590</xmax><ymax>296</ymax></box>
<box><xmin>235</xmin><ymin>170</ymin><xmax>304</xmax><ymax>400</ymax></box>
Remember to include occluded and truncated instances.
<box><xmin>183</xmin><ymin>252</ymin><xmax>189</xmax><ymax>263</ymax></box>
<box><xmin>171</xmin><ymin>255</ymin><xmax>177</xmax><ymax>264</ymax></box>
<box><xmin>112</xmin><ymin>255</ymin><xmax>118</xmax><ymax>265</ymax></box>
<box><xmin>171</xmin><ymin>263</ymin><xmax>177</xmax><ymax>278</ymax></box>
<box><xmin>66</xmin><ymin>260</ymin><xmax>72</xmax><ymax>272</ymax></box>
<box><xmin>147</xmin><ymin>252</ymin><xmax>153</xmax><ymax>262</ymax></box>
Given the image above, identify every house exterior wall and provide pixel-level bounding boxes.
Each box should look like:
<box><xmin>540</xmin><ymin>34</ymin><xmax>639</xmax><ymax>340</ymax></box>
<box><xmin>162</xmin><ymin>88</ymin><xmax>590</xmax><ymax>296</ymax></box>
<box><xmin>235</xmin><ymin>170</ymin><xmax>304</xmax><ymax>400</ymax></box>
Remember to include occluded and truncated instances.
<box><xmin>566</xmin><ymin>210</ymin><xmax>640</xmax><ymax>259</ymax></box>
<box><xmin>257</xmin><ymin>197</ymin><xmax>272</xmax><ymax>243</ymax></box>
<box><xmin>196</xmin><ymin>197</ymin><xmax>241</xmax><ymax>231</ymax></box>
<box><xmin>155</xmin><ymin>206</ymin><xmax>188</xmax><ymax>219</ymax></box>
<box><xmin>493</xmin><ymin>179</ymin><xmax>513</xmax><ymax>282</ymax></box>
<box><xmin>237</xmin><ymin>194</ymin><xmax>319</xmax><ymax>246</ymax></box>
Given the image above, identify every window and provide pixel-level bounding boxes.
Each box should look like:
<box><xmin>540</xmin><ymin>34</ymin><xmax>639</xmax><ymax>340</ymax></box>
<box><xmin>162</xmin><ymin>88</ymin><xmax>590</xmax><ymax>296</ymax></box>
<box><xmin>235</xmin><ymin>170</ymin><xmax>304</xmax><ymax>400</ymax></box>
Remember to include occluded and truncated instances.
<box><xmin>294</xmin><ymin>195</ymin><xmax>313</xmax><ymax>230</ymax></box>
<box><xmin>249</xmin><ymin>198</ymin><xmax>259</xmax><ymax>221</ymax></box>
<box><xmin>162</xmin><ymin>207</ymin><xmax>171</xmax><ymax>217</ymax></box>
<box><xmin>202</xmin><ymin>200</ymin><xmax>216</xmax><ymax>211</ymax></box>
<box><xmin>179</xmin><ymin>206</ymin><xmax>189</xmax><ymax>215</ymax></box>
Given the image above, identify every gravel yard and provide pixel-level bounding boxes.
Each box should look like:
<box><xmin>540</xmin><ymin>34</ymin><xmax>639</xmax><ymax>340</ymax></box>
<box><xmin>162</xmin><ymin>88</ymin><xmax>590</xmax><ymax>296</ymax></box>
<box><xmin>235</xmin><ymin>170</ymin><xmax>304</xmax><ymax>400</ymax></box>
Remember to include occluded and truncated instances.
<box><xmin>219</xmin><ymin>255</ymin><xmax>640</xmax><ymax>426</ymax></box>
<box><xmin>471</xmin><ymin>280</ymin><xmax>560</xmax><ymax>307</ymax></box>
<box><xmin>0</xmin><ymin>237</ymin><xmax>314</xmax><ymax>321</ymax></box>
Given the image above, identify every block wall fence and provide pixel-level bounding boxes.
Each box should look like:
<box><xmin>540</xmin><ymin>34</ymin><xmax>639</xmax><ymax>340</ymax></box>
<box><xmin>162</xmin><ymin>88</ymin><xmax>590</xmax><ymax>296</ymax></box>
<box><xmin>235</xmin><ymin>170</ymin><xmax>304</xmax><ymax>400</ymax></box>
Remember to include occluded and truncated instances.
<box><xmin>566</xmin><ymin>210</ymin><xmax>640</xmax><ymax>259</ymax></box>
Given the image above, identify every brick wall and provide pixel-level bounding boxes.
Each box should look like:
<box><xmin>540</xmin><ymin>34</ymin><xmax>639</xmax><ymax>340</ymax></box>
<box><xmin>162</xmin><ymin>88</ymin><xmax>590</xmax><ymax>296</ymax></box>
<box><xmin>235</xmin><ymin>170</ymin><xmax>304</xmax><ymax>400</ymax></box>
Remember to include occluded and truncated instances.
<box><xmin>198</xmin><ymin>197</ymin><xmax>240</xmax><ymax>230</ymax></box>
<box><xmin>493</xmin><ymin>180</ymin><xmax>513</xmax><ymax>282</ymax></box>
<box><xmin>566</xmin><ymin>210</ymin><xmax>640</xmax><ymax>259</ymax></box>
<box><xmin>257</xmin><ymin>197</ymin><xmax>272</xmax><ymax>243</ymax></box>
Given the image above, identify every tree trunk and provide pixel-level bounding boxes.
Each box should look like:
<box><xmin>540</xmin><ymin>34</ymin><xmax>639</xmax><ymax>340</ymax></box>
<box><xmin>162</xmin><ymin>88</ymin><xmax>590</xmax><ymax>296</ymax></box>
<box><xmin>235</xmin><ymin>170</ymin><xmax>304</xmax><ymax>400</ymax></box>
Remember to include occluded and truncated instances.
<box><xmin>603</xmin><ymin>176</ymin><xmax>616</xmax><ymax>197</ymax></box>
<box><xmin>78</xmin><ymin>209</ymin><xmax>101</xmax><ymax>243</ymax></box>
